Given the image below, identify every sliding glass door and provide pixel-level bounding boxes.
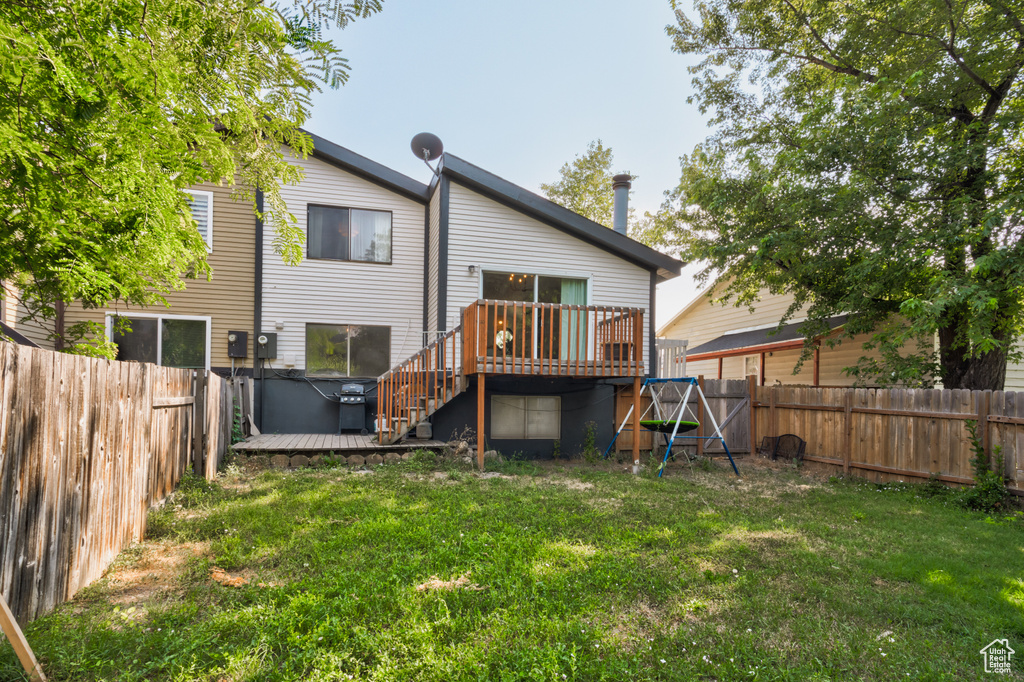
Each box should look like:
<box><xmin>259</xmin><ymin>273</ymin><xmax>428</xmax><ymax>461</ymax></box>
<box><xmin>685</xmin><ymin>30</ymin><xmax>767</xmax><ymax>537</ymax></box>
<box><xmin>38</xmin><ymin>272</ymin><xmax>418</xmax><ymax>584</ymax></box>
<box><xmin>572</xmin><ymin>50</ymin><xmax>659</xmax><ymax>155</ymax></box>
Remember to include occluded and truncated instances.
<box><xmin>483</xmin><ymin>272</ymin><xmax>588</xmax><ymax>363</ymax></box>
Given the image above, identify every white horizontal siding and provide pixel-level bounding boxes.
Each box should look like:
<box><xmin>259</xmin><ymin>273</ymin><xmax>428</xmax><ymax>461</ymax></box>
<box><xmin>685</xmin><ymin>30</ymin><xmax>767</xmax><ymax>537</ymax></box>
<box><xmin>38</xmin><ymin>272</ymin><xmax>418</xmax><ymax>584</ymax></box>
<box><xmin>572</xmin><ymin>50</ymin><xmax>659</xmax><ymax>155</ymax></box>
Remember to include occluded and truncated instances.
<box><xmin>660</xmin><ymin>288</ymin><xmax>807</xmax><ymax>349</ymax></box>
<box><xmin>427</xmin><ymin>185</ymin><xmax>441</xmax><ymax>333</ymax></box>
<box><xmin>445</xmin><ymin>181</ymin><xmax>652</xmax><ymax>359</ymax></box>
<box><xmin>1006</xmin><ymin>342</ymin><xmax>1024</xmax><ymax>391</ymax></box>
<box><xmin>263</xmin><ymin>153</ymin><xmax>426</xmax><ymax>373</ymax></box>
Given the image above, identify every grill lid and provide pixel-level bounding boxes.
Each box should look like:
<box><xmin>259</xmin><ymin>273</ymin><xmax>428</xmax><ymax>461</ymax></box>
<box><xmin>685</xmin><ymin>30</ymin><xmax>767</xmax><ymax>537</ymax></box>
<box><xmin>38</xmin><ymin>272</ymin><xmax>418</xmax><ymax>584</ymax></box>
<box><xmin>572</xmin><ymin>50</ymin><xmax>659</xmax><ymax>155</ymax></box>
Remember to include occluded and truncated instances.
<box><xmin>340</xmin><ymin>383</ymin><xmax>364</xmax><ymax>395</ymax></box>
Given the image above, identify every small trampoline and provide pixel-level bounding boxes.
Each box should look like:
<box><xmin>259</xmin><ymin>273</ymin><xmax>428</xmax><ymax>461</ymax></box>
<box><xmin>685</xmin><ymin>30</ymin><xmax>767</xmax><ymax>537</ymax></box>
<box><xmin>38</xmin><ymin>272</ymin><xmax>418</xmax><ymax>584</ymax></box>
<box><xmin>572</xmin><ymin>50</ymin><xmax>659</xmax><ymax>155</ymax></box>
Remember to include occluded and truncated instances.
<box><xmin>640</xmin><ymin>419</ymin><xmax>699</xmax><ymax>434</ymax></box>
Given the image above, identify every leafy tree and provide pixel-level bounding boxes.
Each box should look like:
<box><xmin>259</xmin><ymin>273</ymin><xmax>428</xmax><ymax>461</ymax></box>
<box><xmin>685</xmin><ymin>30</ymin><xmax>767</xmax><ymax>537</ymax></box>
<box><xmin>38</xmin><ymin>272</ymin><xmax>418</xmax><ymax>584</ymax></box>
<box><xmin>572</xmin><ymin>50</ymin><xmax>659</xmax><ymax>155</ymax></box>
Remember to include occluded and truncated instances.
<box><xmin>0</xmin><ymin>0</ymin><xmax>381</xmax><ymax>355</ymax></box>
<box><xmin>541</xmin><ymin>140</ymin><xmax>634</xmax><ymax>228</ymax></box>
<box><xmin>657</xmin><ymin>0</ymin><xmax>1024</xmax><ymax>389</ymax></box>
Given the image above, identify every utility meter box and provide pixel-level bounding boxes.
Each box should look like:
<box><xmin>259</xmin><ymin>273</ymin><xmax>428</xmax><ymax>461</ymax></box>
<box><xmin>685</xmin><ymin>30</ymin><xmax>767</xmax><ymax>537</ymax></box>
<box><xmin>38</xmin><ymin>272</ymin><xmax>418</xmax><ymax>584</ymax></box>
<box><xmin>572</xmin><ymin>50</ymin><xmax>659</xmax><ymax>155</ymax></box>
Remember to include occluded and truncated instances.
<box><xmin>256</xmin><ymin>332</ymin><xmax>277</xmax><ymax>359</ymax></box>
<box><xmin>227</xmin><ymin>331</ymin><xmax>248</xmax><ymax>358</ymax></box>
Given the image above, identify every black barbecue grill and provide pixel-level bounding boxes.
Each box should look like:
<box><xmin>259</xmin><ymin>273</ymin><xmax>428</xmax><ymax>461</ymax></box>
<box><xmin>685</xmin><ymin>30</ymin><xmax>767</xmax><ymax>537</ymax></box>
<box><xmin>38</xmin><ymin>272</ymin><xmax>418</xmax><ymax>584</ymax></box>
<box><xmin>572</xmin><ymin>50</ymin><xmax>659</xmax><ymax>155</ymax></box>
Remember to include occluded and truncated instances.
<box><xmin>338</xmin><ymin>383</ymin><xmax>367</xmax><ymax>433</ymax></box>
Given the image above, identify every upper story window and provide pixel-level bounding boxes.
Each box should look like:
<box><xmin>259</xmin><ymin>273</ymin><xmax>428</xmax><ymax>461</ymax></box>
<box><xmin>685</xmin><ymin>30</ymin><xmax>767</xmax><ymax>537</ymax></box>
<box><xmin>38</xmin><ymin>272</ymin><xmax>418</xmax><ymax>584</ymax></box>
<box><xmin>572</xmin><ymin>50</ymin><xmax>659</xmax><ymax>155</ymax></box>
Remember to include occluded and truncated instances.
<box><xmin>307</xmin><ymin>205</ymin><xmax>392</xmax><ymax>264</ymax></box>
<box><xmin>184</xmin><ymin>190</ymin><xmax>213</xmax><ymax>251</ymax></box>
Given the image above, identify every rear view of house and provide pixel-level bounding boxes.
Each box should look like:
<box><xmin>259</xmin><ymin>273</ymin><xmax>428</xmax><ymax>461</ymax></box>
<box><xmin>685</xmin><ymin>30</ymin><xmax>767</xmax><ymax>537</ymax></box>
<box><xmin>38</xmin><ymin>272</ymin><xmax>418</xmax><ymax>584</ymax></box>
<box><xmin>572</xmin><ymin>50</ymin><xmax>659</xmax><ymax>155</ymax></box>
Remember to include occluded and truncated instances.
<box><xmin>256</xmin><ymin>134</ymin><xmax>681</xmax><ymax>458</ymax></box>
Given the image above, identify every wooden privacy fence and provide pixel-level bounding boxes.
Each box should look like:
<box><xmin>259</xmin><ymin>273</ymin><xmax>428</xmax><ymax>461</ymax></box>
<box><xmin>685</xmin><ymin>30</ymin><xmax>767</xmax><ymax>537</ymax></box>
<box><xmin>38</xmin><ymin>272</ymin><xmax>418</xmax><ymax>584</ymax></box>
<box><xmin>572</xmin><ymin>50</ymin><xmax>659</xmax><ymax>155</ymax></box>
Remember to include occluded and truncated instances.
<box><xmin>0</xmin><ymin>342</ymin><xmax>233</xmax><ymax>623</ymax></box>
<box><xmin>750</xmin><ymin>382</ymin><xmax>1024</xmax><ymax>494</ymax></box>
<box><xmin>615</xmin><ymin>375</ymin><xmax>1024</xmax><ymax>494</ymax></box>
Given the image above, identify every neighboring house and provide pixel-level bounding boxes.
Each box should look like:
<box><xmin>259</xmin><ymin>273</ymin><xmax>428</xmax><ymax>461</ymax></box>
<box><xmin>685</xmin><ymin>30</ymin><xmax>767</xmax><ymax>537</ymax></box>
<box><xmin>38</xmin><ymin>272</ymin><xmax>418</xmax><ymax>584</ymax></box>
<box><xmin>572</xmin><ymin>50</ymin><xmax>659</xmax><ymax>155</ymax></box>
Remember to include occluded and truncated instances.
<box><xmin>10</xmin><ymin>180</ymin><xmax>256</xmax><ymax>374</ymax></box>
<box><xmin>9</xmin><ymin>132</ymin><xmax>682</xmax><ymax>457</ymax></box>
<box><xmin>659</xmin><ymin>282</ymin><xmax>1024</xmax><ymax>390</ymax></box>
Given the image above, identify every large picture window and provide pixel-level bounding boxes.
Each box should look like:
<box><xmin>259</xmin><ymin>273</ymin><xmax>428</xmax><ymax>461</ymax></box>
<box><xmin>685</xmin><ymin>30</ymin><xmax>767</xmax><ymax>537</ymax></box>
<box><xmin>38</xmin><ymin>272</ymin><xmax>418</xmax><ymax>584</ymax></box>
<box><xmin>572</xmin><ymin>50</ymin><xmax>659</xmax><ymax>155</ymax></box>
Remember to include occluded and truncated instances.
<box><xmin>184</xmin><ymin>190</ymin><xmax>213</xmax><ymax>251</ymax></box>
<box><xmin>108</xmin><ymin>314</ymin><xmax>210</xmax><ymax>369</ymax></box>
<box><xmin>307</xmin><ymin>205</ymin><xmax>392</xmax><ymax>263</ymax></box>
<box><xmin>306</xmin><ymin>323</ymin><xmax>390</xmax><ymax>377</ymax></box>
<box><xmin>491</xmin><ymin>396</ymin><xmax>561</xmax><ymax>439</ymax></box>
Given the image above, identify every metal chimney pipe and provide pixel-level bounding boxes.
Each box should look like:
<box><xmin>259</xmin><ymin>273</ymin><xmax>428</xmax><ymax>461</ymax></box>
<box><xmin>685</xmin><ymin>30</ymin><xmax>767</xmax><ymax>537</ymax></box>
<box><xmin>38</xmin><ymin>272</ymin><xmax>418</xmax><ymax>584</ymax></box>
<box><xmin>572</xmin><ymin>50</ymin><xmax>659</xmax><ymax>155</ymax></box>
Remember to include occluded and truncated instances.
<box><xmin>612</xmin><ymin>173</ymin><xmax>632</xmax><ymax>235</ymax></box>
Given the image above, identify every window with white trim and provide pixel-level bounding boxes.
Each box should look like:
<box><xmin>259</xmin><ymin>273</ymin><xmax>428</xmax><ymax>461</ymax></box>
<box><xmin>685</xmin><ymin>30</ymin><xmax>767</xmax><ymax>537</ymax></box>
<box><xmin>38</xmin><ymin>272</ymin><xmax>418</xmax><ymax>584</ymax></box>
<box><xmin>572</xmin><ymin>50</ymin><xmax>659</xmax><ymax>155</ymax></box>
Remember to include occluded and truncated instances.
<box><xmin>307</xmin><ymin>204</ymin><xmax>392</xmax><ymax>263</ymax></box>
<box><xmin>185</xmin><ymin>190</ymin><xmax>213</xmax><ymax>251</ymax></box>
<box><xmin>108</xmin><ymin>314</ymin><xmax>210</xmax><ymax>369</ymax></box>
<box><xmin>305</xmin><ymin>323</ymin><xmax>391</xmax><ymax>377</ymax></box>
<box><xmin>491</xmin><ymin>396</ymin><xmax>561</xmax><ymax>439</ymax></box>
<box><xmin>744</xmin><ymin>355</ymin><xmax>760</xmax><ymax>377</ymax></box>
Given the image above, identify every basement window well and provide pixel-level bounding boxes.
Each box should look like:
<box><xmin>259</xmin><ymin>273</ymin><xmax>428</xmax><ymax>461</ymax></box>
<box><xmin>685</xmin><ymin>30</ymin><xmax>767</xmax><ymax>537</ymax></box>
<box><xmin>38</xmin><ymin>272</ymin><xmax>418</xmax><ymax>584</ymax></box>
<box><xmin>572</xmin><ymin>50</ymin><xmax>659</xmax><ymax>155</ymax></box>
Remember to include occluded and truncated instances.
<box><xmin>108</xmin><ymin>314</ymin><xmax>210</xmax><ymax>369</ymax></box>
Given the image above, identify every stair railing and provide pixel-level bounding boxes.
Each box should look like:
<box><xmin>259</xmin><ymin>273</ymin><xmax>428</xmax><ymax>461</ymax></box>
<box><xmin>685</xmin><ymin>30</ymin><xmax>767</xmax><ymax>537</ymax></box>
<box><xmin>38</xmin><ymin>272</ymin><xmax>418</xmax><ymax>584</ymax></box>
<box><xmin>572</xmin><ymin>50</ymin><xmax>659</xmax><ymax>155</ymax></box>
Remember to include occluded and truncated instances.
<box><xmin>376</xmin><ymin>325</ymin><xmax>462</xmax><ymax>443</ymax></box>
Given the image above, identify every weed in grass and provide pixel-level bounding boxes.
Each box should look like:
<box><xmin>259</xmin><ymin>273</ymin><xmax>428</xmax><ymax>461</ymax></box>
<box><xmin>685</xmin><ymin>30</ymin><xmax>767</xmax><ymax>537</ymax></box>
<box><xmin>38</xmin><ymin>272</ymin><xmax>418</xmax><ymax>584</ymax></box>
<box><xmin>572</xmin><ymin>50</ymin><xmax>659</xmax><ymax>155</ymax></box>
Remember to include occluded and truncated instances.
<box><xmin>961</xmin><ymin>420</ymin><xmax>1011</xmax><ymax>512</ymax></box>
<box><xmin>581</xmin><ymin>421</ymin><xmax>600</xmax><ymax>464</ymax></box>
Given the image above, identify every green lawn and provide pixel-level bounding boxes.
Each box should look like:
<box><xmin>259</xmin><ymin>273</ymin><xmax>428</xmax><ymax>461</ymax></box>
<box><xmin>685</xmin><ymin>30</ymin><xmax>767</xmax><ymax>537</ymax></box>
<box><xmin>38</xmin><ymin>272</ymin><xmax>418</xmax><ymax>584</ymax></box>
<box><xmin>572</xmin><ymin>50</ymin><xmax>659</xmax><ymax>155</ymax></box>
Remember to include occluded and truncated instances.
<box><xmin>2</xmin><ymin>456</ymin><xmax>1022</xmax><ymax>681</ymax></box>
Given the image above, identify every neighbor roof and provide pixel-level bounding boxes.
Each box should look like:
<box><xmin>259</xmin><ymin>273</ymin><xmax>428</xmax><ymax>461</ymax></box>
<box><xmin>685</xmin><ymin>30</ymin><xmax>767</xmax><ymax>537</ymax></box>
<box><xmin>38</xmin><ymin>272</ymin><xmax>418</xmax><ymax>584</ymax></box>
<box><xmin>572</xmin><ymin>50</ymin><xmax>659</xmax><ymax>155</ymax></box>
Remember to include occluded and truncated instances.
<box><xmin>0</xmin><ymin>322</ymin><xmax>39</xmax><ymax>347</ymax></box>
<box><xmin>686</xmin><ymin>316</ymin><xmax>849</xmax><ymax>359</ymax></box>
<box><xmin>437</xmin><ymin>154</ymin><xmax>683</xmax><ymax>281</ymax></box>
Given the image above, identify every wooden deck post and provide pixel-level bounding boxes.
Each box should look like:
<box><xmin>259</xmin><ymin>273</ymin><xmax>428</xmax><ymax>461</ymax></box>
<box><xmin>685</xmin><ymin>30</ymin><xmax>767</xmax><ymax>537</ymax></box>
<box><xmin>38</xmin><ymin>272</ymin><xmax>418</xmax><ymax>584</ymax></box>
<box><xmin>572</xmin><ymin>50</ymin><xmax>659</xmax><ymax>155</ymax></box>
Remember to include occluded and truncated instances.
<box><xmin>632</xmin><ymin>375</ymin><xmax>642</xmax><ymax>471</ymax></box>
<box><xmin>477</xmin><ymin>373</ymin><xmax>486</xmax><ymax>471</ymax></box>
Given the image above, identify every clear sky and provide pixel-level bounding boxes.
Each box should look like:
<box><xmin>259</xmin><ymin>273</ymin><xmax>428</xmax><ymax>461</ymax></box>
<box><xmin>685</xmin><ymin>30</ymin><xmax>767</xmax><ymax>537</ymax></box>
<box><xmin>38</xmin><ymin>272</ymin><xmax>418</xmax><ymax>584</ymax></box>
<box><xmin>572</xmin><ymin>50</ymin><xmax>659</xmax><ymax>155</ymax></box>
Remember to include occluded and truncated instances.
<box><xmin>304</xmin><ymin>0</ymin><xmax>711</xmax><ymax>329</ymax></box>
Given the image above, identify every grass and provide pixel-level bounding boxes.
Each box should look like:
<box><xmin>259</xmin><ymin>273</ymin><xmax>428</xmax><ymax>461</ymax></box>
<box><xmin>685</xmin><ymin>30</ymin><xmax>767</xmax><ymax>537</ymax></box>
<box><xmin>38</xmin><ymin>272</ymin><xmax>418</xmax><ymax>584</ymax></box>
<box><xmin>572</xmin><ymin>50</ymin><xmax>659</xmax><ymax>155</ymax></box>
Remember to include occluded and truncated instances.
<box><xmin>1</xmin><ymin>456</ymin><xmax>1022</xmax><ymax>681</ymax></box>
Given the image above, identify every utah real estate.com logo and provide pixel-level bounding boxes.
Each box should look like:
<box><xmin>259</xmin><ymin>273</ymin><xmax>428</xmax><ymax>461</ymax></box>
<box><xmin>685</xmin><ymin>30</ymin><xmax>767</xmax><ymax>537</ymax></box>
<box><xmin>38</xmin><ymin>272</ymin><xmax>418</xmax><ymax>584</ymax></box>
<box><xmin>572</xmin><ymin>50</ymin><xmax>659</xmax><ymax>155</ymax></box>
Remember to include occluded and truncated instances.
<box><xmin>980</xmin><ymin>639</ymin><xmax>1014</xmax><ymax>675</ymax></box>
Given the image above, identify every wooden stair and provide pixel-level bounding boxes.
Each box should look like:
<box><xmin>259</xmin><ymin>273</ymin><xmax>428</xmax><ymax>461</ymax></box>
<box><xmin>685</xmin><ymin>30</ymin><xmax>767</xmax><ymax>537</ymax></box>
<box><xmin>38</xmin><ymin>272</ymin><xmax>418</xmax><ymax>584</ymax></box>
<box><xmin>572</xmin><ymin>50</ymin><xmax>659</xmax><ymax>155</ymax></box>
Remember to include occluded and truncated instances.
<box><xmin>376</xmin><ymin>326</ymin><xmax>463</xmax><ymax>445</ymax></box>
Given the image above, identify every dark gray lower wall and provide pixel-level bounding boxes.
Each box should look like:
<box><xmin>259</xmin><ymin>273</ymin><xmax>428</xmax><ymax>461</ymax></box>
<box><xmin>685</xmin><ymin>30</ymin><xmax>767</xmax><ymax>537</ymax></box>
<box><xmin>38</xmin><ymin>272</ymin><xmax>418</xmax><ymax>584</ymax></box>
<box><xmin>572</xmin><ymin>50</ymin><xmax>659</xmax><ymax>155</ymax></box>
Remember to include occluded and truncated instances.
<box><xmin>431</xmin><ymin>376</ymin><xmax>617</xmax><ymax>459</ymax></box>
<box><xmin>255</xmin><ymin>372</ymin><xmax>618</xmax><ymax>457</ymax></box>
<box><xmin>255</xmin><ymin>374</ymin><xmax>377</xmax><ymax>434</ymax></box>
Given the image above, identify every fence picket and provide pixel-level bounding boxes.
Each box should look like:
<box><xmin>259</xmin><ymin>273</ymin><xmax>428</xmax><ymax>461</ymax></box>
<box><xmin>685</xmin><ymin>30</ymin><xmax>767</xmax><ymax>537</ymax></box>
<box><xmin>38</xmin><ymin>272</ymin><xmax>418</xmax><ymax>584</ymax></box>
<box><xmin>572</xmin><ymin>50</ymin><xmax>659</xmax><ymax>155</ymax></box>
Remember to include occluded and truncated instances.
<box><xmin>0</xmin><ymin>343</ymin><xmax>232</xmax><ymax>623</ymax></box>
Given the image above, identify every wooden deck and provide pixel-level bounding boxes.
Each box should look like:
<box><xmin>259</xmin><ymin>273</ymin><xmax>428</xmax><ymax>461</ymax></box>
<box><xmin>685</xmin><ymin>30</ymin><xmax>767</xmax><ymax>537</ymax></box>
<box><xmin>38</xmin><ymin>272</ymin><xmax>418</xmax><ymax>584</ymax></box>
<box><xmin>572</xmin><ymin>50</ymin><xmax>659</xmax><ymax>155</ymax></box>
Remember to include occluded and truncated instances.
<box><xmin>232</xmin><ymin>433</ymin><xmax>447</xmax><ymax>453</ymax></box>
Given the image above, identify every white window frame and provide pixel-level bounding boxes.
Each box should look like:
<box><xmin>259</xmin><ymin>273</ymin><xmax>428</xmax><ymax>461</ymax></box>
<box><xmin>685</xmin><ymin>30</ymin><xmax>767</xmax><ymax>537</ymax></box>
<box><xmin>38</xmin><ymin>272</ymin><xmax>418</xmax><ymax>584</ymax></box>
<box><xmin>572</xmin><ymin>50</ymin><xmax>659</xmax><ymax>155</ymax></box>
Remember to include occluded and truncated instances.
<box><xmin>105</xmin><ymin>312</ymin><xmax>212</xmax><ymax>370</ymax></box>
<box><xmin>744</xmin><ymin>354</ymin><xmax>760</xmax><ymax>378</ymax></box>
<box><xmin>304</xmin><ymin>323</ymin><xmax>392</xmax><ymax>378</ymax></box>
<box><xmin>185</xmin><ymin>189</ymin><xmax>214</xmax><ymax>252</ymax></box>
<box><xmin>491</xmin><ymin>395</ymin><xmax>561</xmax><ymax>439</ymax></box>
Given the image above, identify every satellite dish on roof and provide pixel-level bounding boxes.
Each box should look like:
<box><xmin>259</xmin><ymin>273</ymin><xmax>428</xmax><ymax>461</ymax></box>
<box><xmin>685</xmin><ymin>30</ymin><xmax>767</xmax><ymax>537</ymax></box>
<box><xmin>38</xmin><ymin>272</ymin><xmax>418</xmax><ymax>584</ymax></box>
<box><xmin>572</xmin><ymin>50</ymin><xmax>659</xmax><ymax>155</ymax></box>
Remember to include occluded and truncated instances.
<box><xmin>411</xmin><ymin>132</ymin><xmax>443</xmax><ymax>176</ymax></box>
<box><xmin>411</xmin><ymin>132</ymin><xmax>443</xmax><ymax>161</ymax></box>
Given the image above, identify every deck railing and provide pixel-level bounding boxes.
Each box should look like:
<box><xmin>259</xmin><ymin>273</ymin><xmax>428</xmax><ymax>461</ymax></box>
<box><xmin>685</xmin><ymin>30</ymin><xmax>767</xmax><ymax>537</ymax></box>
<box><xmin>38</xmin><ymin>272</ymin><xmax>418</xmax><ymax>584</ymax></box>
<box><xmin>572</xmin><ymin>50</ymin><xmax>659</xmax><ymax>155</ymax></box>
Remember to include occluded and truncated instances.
<box><xmin>376</xmin><ymin>325</ymin><xmax>462</xmax><ymax>443</ymax></box>
<box><xmin>462</xmin><ymin>299</ymin><xmax>645</xmax><ymax>377</ymax></box>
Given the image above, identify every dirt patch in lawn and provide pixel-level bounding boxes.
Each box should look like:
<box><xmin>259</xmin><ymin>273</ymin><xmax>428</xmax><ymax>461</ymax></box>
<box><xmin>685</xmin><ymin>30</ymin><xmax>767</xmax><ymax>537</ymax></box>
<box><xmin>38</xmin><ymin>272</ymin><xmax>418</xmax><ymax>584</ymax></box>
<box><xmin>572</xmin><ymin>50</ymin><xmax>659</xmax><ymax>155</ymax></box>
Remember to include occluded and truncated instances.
<box><xmin>415</xmin><ymin>572</ymin><xmax>485</xmax><ymax>592</ymax></box>
<box><xmin>104</xmin><ymin>540</ymin><xmax>210</xmax><ymax>606</ymax></box>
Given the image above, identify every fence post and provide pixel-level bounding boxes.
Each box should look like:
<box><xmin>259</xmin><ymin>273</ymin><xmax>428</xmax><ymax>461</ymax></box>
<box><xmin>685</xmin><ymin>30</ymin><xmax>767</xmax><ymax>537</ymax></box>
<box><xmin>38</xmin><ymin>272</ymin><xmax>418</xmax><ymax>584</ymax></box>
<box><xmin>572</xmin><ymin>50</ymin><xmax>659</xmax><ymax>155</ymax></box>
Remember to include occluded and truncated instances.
<box><xmin>192</xmin><ymin>370</ymin><xmax>207</xmax><ymax>476</ymax></box>
<box><xmin>977</xmin><ymin>390</ymin><xmax>991</xmax><ymax>459</ymax></box>
<box><xmin>747</xmin><ymin>374</ymin><xmax>757</xmax><ymax>456</ymax></box>
<box><xmin>843</xmin><ymin>391</ymin><xmax>853</xmax><ymax>474</ymax></box>
<box><xmin>697</xmin><ymin>375</ymin><xmax>705</xmax><ymax>457</ymax></box>
<box><xmin>769</xmin><ymin>387</ymin><xmax>777</xmax><ymax>439</ymax></box>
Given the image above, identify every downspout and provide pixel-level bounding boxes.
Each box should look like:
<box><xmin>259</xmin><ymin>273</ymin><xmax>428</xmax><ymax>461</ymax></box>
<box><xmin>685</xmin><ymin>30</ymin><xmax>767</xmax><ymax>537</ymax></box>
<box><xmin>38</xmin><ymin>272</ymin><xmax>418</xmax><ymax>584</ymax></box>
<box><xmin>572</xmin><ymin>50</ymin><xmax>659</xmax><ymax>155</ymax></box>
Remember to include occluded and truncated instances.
<box><xmin>254</xmin><ymin>189</ymin><xmax>264</xmax><ymax>431</ymax></box>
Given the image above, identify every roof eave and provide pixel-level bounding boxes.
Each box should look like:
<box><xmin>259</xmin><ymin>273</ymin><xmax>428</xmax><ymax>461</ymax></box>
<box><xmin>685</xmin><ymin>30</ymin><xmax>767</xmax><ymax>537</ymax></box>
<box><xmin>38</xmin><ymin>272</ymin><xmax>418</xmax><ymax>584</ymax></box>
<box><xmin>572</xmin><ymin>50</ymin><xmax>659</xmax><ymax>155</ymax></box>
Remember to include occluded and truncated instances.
<box><xmin>301</xmin><ymin>129</ymin><xmax>430</xmax><ymax>203</ymax></box>
<box><xmin>438</xmin><ymin>154</ymin><xmax>683</xmax><ymax>278</ymax></box>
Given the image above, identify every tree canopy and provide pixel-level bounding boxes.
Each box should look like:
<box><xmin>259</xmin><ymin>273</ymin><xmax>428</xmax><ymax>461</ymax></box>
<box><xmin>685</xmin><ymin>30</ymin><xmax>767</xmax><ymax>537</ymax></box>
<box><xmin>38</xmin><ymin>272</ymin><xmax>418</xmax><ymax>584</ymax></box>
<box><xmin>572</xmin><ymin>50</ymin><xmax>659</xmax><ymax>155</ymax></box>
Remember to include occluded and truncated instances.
<box><xmin>541</xmin><ymin>140</ymin><xmax>630</xmax><ymax>228</ymax></box>
<box><xmin>655</xmin><ymin>0</ymin><xmax>1024</xmax><ymax>389</ymax></box>
<box><xmin>0</xmin><ymin>0</ymin><xmax>381</xmax><ymax>354</ymax></box>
